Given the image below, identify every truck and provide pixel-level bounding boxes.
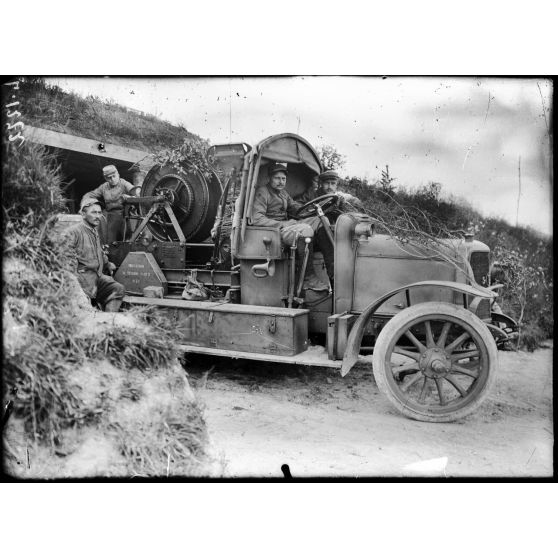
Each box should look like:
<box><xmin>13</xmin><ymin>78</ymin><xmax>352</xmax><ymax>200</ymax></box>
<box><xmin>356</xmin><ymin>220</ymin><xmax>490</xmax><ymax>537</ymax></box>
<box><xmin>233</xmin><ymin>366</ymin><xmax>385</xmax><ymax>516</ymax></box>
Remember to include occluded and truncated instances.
<box><xmin>103</xmin><ymin>133</ymin><xmax>518</xmax><ymax>422</ymax></box>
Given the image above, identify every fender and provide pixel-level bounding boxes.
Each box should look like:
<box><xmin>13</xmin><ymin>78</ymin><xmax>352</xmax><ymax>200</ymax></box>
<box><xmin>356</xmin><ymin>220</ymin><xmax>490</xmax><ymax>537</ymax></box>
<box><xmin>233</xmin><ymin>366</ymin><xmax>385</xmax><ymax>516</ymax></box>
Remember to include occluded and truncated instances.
<box><xmin>486</xmin><ymin>323</ymin><xmax>518</xmax><ymax>348</ymax></box>
<box><xmin>340</xmin><ymin>280</ymin><xmax>496</xmax><ymax>377</ymax></box>
<box><xmin>490</xmin><ymin>311</ymin><xmax>519</xmax><ymax>345</ymax></box>
<box><xmin>491</xmin><ymin>311</ymin><xmax>518</xmax><ymax>332</ymax></box>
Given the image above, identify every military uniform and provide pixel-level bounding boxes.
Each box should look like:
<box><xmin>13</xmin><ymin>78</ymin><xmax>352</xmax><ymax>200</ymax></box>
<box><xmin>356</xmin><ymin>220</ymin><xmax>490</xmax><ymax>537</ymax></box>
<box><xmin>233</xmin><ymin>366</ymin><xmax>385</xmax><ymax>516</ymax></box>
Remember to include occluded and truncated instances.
<box><xmin>81</xmin><ymin>178</ymin><xmax>136</xmax><ymax>244</ymax></box>
<box><xmin>252</xmin><ymin>183</ymin><xmax>323</xmax><ymax>245</ymax></box>
<box><xmin>65</xmin><ymin>220</ymin><xmax>125</xmax><ymax>307</ymax></box>
<box><xmin>252</xmin><ymin>177</ymin><xmax>334</xmax><ymax>289</ymax></box>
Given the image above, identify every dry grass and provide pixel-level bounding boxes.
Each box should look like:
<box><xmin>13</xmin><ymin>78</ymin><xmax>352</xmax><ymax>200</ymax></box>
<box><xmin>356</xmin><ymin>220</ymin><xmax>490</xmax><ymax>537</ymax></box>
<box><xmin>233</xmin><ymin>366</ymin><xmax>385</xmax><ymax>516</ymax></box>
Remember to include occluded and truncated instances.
<box><xmin>2</xmin><ymin>141</ymin><xmax>67</xmax><ymax>229</ymax></box>
<box><xmin>83</xmin><ymin>326</ymin><xmax>178</xmax><ymax>372</ymax></box>
<box><xmin>18</xmin><ymin>78</ymin><xmax>195</xmax><ymax>153</ymax></box>
<box><xmin>3</xmin><ymin>140</ymin><xmax>90</xmax><ymax>442</ymax></box>
<box><xmin>111</xmin><ymin>398</ymin><xmax>209</xmax><ymax>477</ymax></box>
<box><xmin>2</xmin><ymin>136</ymin><xmax>209</xmax><ymax>473</ymax></box>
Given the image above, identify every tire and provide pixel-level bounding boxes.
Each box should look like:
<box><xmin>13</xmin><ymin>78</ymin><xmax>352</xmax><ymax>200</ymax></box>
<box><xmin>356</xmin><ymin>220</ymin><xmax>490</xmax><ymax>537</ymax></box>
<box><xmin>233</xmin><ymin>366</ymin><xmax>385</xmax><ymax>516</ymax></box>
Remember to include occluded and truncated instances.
<box><xmin>372</xmin><ymin>302</ymin><xmax>498</xmax><ymax>422</ymax></box>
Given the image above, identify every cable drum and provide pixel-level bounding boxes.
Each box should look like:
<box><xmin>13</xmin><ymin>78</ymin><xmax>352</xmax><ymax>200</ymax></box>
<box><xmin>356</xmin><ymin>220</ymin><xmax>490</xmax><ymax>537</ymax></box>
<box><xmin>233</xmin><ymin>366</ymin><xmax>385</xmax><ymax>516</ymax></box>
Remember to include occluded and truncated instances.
<box><xmin>140</xmin><ymin>163</ymin><xmax>222</xmax><ymax>242</ymax></box>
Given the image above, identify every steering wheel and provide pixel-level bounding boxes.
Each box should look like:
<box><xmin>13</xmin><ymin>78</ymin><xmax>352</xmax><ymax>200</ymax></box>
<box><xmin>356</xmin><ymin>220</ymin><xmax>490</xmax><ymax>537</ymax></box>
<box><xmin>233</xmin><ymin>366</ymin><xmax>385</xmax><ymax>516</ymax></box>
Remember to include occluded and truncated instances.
<box><xmin>296</xmin><ymin>193</ymin><xmax>339</xmax><ymax>219</ymax></box>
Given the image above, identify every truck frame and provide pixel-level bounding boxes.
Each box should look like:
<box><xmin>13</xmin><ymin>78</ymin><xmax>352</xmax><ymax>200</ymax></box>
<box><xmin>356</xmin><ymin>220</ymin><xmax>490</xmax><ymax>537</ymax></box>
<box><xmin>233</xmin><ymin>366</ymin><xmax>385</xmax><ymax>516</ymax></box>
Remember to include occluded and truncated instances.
<box><xmin>106</xmin><ymin>133</ymin><xmax>517</xmax><ymax>422</ymax></box>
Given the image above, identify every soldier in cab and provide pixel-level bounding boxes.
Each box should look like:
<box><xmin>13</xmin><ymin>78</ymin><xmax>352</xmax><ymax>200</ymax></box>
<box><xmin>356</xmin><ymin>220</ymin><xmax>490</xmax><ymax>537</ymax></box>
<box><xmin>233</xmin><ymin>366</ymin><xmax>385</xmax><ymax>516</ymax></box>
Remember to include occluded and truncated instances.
<box><xmin>296</xmin><ymin>169</ymin><xmax>364</xmax><ymax>222</ymax></box>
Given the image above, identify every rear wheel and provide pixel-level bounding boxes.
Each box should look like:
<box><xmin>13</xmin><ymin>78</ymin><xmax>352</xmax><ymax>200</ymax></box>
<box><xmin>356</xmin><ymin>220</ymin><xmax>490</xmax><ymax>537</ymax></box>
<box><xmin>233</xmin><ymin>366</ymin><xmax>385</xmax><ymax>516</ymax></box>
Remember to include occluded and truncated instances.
<box><xmin>372</xmin><ymin>302</ymin><xmax>498</xmax><ymax>422</ymax></box>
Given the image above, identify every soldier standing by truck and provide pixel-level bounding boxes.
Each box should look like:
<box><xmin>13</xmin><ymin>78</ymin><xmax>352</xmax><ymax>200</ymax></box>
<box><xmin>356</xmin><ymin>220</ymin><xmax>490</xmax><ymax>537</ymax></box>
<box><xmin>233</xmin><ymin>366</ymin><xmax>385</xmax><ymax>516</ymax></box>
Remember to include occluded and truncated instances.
<box><xmin>81</xmin><ymin>165</ymin><xmax>138</xmax><ymax>244</ymax></box>
<box><xmin>65</xmin><ymin>200</ymin><xmax>125</xmax><ymax>312</ymax></box>
<box><xmin>252</xmin><ymin>162</ymin><xmax>334</xmax><ymax>291</ymax></box>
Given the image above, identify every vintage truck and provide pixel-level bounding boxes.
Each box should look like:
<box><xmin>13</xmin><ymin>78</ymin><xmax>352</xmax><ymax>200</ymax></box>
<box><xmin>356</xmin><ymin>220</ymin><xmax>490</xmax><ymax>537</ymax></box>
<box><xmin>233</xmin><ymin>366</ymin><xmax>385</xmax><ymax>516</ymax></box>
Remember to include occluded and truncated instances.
<box><xmin>102</xmin><ymin>133</ymin><xmax>517</xmax><ymax>422</ymax></box>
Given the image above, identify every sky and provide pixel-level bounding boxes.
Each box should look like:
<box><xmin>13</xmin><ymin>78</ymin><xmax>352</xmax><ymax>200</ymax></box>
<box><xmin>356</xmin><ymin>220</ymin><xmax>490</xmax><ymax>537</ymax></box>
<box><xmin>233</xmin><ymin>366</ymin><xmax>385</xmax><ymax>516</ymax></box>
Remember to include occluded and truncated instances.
<box><xmin>48</xmin><ymin>77</ymin><xmax>553</xmax><ymax>236</ymax></box>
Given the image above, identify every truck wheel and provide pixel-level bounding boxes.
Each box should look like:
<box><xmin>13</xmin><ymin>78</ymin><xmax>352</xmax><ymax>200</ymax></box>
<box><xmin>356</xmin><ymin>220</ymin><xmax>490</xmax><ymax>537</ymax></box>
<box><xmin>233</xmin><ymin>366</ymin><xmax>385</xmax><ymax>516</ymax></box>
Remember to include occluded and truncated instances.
<box><xmin>372</xmin><ymin>302</ymin><xmax>498</xmax><ymax>422</ymax></box>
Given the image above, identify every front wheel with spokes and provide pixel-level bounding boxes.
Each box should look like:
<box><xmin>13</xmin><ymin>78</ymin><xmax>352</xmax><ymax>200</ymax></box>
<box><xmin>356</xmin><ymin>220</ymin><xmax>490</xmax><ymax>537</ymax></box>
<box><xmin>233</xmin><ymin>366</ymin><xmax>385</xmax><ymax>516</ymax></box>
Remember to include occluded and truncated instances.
<box><xmin>372</xmin><ymin>302</ymin><xmax>498</xmax><ymax>422</ymax></box>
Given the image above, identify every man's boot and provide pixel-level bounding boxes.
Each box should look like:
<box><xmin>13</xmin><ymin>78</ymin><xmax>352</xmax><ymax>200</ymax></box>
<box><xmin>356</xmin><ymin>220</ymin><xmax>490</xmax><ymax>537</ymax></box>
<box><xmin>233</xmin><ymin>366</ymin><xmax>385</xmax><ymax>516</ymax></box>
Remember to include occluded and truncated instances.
<box><xmin>315</xmin><ymin>226</ymin><xmax>335</xmax><ymax>287</ymax></box>
<box><xmin>297</xmin><ymin>238</ymin><xmax>328</xmax><ymax>292</ymax></box>
<box><xmin>104</xmin><ymin>298</ymin><xmax>122</xmax><ymax>312</ymax></box>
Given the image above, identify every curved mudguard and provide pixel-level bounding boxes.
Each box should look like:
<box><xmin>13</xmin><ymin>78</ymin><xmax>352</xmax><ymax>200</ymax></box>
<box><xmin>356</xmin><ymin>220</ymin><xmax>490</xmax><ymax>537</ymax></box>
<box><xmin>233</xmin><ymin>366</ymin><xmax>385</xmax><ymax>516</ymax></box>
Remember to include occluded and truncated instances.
<box><xmin>340</xmin><ymin>280</ymin><xmax>495</xmax><ymax>377</ymax></box>
<box><xmin>491</xmin><ymin>311</ymin><xmax>518</xmax><ymax>331</ymax></box>
<box><xmin>489</xmin><ymin>311</ymin><xmax>519</xmax><ymax>346</ymax></box>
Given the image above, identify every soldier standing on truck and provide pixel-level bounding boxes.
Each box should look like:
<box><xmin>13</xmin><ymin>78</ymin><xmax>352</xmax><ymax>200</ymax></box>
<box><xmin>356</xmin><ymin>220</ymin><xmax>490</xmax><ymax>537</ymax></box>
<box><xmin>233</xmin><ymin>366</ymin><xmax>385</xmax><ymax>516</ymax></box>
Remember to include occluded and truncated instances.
<box><xmin>80</xmin><ymin>165</ymin><xmax>138</xmax><ymax>244</ymax></box>
<box><xmin>65</xmin><ymin>200</ymin><xmax>125</xmax><ymax>312</ymax></box>
<box><xmin>252</xmin><ymin>162</ymin><xmax>334</xmax><ymax>292</ymax></box>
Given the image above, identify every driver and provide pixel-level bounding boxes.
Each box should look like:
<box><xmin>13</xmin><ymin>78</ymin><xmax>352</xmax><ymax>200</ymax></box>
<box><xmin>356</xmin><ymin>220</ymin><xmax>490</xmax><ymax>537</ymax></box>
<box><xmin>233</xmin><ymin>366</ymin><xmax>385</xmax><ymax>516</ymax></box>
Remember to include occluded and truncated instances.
<box><xmin>252</xmin><ymin>162</ymin><xmax>334</xmax><ymax>292</ymax></box>
<box><xmin>296</xmin><ymin>169</ymin><xmax>364</xmax><ymax>221</ymax></box>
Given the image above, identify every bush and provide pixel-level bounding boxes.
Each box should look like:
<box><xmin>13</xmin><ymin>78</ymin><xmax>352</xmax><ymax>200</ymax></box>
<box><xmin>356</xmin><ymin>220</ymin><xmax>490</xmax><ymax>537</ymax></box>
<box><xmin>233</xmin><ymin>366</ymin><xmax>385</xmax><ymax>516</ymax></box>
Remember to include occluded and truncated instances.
<box><xmin>154</xmin><ymin>136</ymin><xmax>215</xmax><ymax>180</ymax></box>
<box><xmin>2</xmin><ymin>141</ymin><xmax>66</xmax><ymax>230</ymax></box>
<box><xmin>519</xmin><ymin>323</ymin><xmax>547</xmax><ymax>353</ymax></box>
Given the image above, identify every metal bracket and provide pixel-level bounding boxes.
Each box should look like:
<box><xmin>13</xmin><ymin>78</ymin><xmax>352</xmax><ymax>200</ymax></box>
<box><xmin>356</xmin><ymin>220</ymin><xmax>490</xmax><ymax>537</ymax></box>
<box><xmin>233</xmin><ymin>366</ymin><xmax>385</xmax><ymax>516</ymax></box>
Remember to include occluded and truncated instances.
<box><xmin>268</xmin><ymin>315</ymin><xmax>277</xmax><ymax>334</ymax></box>
<box><xmin>128</xmin><ymin>200</ymin><xmax>186</xmax><ymax>244</ymax></box>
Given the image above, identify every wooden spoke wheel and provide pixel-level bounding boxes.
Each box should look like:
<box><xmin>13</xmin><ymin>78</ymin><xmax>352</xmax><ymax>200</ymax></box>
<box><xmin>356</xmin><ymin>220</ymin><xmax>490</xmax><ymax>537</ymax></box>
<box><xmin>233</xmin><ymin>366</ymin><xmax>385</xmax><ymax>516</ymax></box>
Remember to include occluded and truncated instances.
<box><xmin>372</xmin><ymin>302</ymin><xmax>498</xmax><ymax>422</ymax></box>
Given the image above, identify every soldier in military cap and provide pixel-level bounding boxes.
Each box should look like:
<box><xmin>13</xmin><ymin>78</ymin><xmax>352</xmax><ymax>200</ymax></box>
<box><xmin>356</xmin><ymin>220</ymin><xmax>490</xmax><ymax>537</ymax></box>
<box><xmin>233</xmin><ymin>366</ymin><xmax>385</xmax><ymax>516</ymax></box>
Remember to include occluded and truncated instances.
<box><xmin>297</xmin><ymin>169</ymin><xmax>364</xmax><ymax>218</ymax></box>
<box><xmin>65</xmin><ymin>199</ymin><xmax>125</xmax><ymax>312</ymax></box>
<box><xmin>252</xmin><ymin>162</ymin><xmax>333</xmax><ymax>291</ymax></box>
<box><xmin>80</xmin><ymin>165</ymin><xmax>138</xmax><ymax>244</ymax></box>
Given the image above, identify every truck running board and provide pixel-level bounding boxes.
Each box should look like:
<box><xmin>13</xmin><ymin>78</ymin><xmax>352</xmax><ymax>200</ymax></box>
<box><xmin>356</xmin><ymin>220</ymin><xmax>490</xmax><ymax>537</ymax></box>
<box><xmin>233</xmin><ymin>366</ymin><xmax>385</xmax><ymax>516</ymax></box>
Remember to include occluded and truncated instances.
<box><xmin>179</xmin><ymin>343</ymin><xmax>343</xmax><ymax>368</ymax></box>
<box><xmin>178</xmin><ymin>344</ymin><xmax>374</xmax><ymax>369</ymax></box>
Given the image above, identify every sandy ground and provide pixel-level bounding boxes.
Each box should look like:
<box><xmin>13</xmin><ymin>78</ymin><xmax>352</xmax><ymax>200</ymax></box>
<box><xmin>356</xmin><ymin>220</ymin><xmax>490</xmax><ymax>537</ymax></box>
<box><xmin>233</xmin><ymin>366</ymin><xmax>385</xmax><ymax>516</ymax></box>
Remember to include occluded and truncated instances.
<box><xmin>186</xmin><ymin>342</ymin><xmax>553</xmax><ymax>478</ymax></box>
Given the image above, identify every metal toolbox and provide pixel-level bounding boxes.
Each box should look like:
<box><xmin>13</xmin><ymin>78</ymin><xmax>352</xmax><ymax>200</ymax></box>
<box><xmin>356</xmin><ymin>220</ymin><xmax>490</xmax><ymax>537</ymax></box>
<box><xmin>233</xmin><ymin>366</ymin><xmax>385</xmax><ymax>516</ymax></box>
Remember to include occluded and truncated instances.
<box><xmin>124</xmin><ymin>297</ymin><xmax>309</xmax><ymax>356</ymax></box>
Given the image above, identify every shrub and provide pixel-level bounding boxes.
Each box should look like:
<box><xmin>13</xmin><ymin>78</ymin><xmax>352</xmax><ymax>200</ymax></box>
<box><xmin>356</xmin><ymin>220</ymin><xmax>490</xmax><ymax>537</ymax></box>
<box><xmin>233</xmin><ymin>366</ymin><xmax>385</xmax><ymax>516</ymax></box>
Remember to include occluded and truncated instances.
<box><xmin>316</xmin><ymin>144</ymin><xmax>346</xmax><ymax>171</ymax></box>
<box><xmin>519</xmin><ymin>323</ymin><xmax>547</xmax><ymax>353</ymax></box>
<box><xmin>111</xmin><ymin>398</ymin><xmax>208</xmax><ymax>477</ymax></box>
<box><xmin>154</xmin><ymin>136</ymin><xmax>215</xmax><ymax>180</ymax></box>
<box><xmin>2</xmin><ymin>140</ymin><xmax>66</xmax><ymax>230</ymax></box>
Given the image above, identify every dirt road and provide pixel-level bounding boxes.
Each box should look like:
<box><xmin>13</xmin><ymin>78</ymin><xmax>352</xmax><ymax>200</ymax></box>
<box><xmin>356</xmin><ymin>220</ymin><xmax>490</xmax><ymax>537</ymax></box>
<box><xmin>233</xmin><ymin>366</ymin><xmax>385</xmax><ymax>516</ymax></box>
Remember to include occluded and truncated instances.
<box><xmin>186</xmin><ymin>343</ymin><xmax>553</xmax><ymax>478</ymax></box>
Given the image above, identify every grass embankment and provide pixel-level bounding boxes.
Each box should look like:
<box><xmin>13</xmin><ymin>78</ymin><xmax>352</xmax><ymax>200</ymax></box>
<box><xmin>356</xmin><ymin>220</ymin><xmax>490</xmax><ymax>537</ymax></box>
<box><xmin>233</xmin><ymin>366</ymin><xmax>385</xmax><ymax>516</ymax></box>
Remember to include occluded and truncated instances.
<box><xmin>2</xmin><ymin>139</ymin><xmax>209</xmax><ymax>477</ymax></box>
<box><xmin>18</xmin><ymin>77</ymin><xmax>197</xmax><ymax>152</ymax></box>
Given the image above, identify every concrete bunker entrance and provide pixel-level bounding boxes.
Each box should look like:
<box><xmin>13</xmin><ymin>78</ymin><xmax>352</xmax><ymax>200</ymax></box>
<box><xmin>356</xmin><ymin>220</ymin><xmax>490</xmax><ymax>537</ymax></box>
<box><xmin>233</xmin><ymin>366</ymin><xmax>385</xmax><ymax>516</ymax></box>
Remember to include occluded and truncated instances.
<box><xmin>54</xmin><ymin>149</ymin><xmax>143</xmax><ymax>212</ymax></box>
<box><xmin>26</xmin><ymin>126</ymin><xmax>153</xmax><ymax>213</ymax></box>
